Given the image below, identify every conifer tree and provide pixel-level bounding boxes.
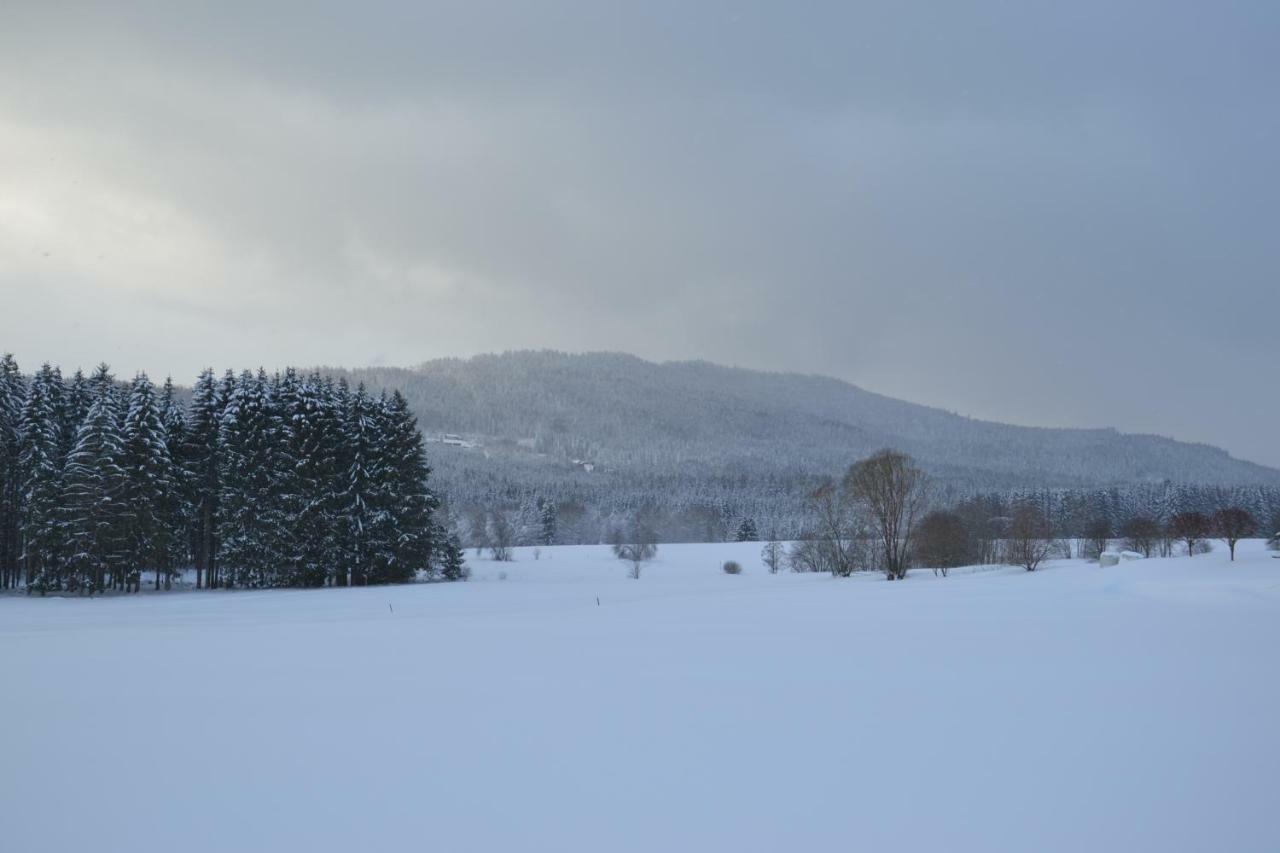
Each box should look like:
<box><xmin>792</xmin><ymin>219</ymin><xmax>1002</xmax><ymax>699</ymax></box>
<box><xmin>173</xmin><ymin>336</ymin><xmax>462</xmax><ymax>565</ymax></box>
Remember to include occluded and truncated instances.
<box><xmin>538</xmin><ymin>498</ymin><xmax>558</xmax><ymax>546</ymax></box>
<box><xmin>86</xmin><ymin>363</ymin><xmax>117</xmax><ymax>423</ymax></box>
<box><xmin>329</xmin><ymin>378</ymin><xmax>354</xmax><ymax>586</ymax></box>
<box><xmin>285</xmin><ymin>373</ymin><xmax>345</xmax><ymax>586</ymax></box>
<box><xmin>438</xmin><ymin>524</ymin><xmax>468</xmax><ymax>582</ymax></box>
<box><xmin>19</xmin><ymin>365</ymin><xmax>66</xmax><ymax>593</ymax></box>
<box><xmin>62</xmin><ymin>383</ymin><xmax>128</xmax><ymax>593</ymax></box>
<box><xmin>184</xmin><ymin>369</ymin><xmax>223</xmax><ymax>588</ymax></box>
<box><xmin>0</xmin><ymin>354</ymin><xmax>27</xmax><ymax>589</ymax></box>
<box><xmin>342</xmin><ymin>384</ymin><xmax>387</xmax><ymax>586</ymax></box>
<box><xmin>159</xmin><ymin>376</ymin><xmax>190</xmax><ymax>581</ymax></box>
<box><xmin>381</xmin><ymin>390</ymin><xmax>436</xmax><ymax>582</ymax></box>
<box><xmin>219</xmin><ymin>369</ymin><xmax>282</xmax><ymax>588</ymax></box>
<box><xmin>61</xmin><ymin>368</ymin><xmax>90</xmax><ymax>461</ymax></box>
<box><xmin>122</xmin><ymin>373</ymin><xmax>176</xmax><ymax>590</ymax></box>
<box><xmin>271</xmin><ymin>368</ymin><xmax>314</xmax><ymax>586</ymax></box>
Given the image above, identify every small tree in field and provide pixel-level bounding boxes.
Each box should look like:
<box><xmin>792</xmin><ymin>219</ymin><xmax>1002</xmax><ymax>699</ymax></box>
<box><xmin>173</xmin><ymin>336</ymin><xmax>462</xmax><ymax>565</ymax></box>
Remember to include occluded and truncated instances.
<box><xmin>1212</xmin><ymin>507</ymin><xmax>1256</xmax><ymax>562</ymax></box>
<box><xmin>486</xmin><ymin>509</ymin><xmax>515</xmax><ymax>561</ymax></box>
<box><xmin>761</xmin><ymin>539</ymin><xmax>784</xmax><ymax>574</ymax></box>
<box><xmin>612</xmin><ymin>514</ymin><xmax>657</xmax><ymax>579</ymax></box>
<box><xmin>1169</xmin><ymin>511</ymin><xmax>1211</xmax><ymax>557</ymax></box>
<box><xmin>1004</xmin><ymin>504</ymin><xmax>1053</xmax><ymax>572</ymax></box>
<box><xmin>439</xmin><ymin>529</ymin><xmax>469</xmax><ymax>581</ymax></box>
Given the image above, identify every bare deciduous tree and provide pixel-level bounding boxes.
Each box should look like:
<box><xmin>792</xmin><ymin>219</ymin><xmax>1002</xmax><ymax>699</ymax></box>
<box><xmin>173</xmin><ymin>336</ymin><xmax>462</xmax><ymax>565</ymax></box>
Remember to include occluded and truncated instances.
<box><xmin>797</xmin><ymin>478</ymin><xmax>866</xmax><ymax>577</ymax></box>
<box><xmin>844</xmin><ymin>449</ymin><xmax>927</xmax><ymax>580</ymax></box>
<box><xmin>1120</xmin><ymin>516</ymin><xmax>1160</xmax><ymax>558</ymax></box>
<box><xmin>612</xmin><ymin>513</ymin><xmax>658</xmax><ymax>579</ymax></box>
<box><xmin>486</xmin><ymin>509</ymin><xmax>515</xmax><ymax>562</ymax></box>
<box><xmin>1212</xmin><ymin>507</ymin><xmax>1256</xmax><ymax>561</ymax></box>
<box><xmin>760</xmin><ymin>538</ymin><xmax>784</xmax><ymax>574</ymax></box>
<box><xmin>1082</xmin><ymin>517</ymin><xmax>1111</xmax><ymax>561</ymax></box>
<box><xmin>957</xmin><ymin>501</ymin><xmax>1001</xmax><ymax>565</ymax></box>
<box><xmin>1169</xmin><ymin>511</ymin><xmax>1211</xmax><ymax>557</ymax></box>
<box><xmin>1004</xmin><ymin>504</ymin><xmax>1053</xmax><ymax>572</ymax></box>
<box><xmin>915</xmin><ymin>510</ymin><xmax>970</xmax><ymax>577</ymax></box>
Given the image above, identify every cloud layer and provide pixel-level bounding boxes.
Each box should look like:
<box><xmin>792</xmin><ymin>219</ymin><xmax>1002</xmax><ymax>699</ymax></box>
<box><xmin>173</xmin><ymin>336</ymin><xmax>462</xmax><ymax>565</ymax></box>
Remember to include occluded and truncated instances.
<box><xmin>2</xmin><ymin>2</ymin><xmax>1277</xmax><ymax>464</ymax></box>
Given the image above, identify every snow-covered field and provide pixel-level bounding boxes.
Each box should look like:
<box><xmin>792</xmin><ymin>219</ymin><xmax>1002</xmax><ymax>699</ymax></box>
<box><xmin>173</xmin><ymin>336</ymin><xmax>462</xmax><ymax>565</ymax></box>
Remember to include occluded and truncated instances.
<box><xmin>3</xmin><ymin>541</ymin><xmax>1279</xmax><ymax>852</ymax></box>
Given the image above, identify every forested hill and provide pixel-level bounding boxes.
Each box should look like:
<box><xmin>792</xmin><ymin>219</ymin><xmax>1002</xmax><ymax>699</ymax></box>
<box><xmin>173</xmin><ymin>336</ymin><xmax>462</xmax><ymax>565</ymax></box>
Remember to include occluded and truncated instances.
<box><xmin>328</xmin><ymin>350</ymin><xmax>1279</xmax><ymax>491</ymax></box>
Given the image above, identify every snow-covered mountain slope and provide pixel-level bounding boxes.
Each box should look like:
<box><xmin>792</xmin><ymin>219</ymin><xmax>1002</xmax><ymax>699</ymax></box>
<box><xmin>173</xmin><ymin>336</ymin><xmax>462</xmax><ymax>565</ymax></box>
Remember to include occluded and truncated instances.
<box><xmin>4</xmin><ymin>540</ymin><xmax>1279</xmax><ymax>852</ymax></box>
<box><xmin>335</xmin><ymin>350</ymin><xmax>1280</xmax><ymax>489</ymax></box>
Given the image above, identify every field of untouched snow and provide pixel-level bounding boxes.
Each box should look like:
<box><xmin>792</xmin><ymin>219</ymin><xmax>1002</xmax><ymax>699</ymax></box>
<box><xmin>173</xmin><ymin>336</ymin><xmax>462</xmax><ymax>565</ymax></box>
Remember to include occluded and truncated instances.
<box><xmin>3</xmin><ymin>541</ymin><xmax>1280</xmax><ymax>852</ymax></box>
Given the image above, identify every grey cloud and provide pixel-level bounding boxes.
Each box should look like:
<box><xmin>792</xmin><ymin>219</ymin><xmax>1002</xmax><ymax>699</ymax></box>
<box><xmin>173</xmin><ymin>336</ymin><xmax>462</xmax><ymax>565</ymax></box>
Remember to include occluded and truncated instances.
<box><xmin>1</xmin><ymin>1</ymin><xmax>1277</xmax><ymax>464</ymax></box>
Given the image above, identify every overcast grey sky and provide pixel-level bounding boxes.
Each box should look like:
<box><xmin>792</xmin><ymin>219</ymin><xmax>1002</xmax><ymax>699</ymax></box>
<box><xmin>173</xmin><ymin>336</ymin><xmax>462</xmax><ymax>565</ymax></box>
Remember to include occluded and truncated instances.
<box><xmin>1</xmin><ymin>2</ymin><xmax>1277</xmax><ymax>464</ymax></box>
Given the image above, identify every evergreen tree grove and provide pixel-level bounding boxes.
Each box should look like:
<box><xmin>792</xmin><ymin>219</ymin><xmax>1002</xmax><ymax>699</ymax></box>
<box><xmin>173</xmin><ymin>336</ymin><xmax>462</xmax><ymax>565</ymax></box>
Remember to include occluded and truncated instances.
<box><xmin>0</xmin><ymin>356</ymin><xmax>446</xmax><ymax>594</ymax></box>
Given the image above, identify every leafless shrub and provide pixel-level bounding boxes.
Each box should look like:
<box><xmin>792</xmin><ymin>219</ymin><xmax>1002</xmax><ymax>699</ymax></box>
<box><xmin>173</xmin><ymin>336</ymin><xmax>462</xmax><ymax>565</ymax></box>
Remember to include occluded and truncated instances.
<box><xmin>1121</xmin><ymin>516</ymin><xmax>1160</xmax><ymax>558</ymax></box>
<box><xmin>915</xmin><ymin>510</ymin><xmax>970</xmax><ymax>577</ymax></box>
<box><xmin>722</xmin><ymin>560</ymin><xmax>742</xmax><ymax>575</ymax></box>
<box><xmin>1004</xmin><ymin>504</ymin><xmax>1054</xmax><ymax>572</ymax></box>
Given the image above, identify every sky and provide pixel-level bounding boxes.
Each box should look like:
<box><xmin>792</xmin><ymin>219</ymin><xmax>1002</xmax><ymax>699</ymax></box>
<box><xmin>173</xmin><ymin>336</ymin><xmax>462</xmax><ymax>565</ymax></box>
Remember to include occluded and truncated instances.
<box><xmin>1</xmin><ymin>2</ymin><xmax>1277</xmax><ymax>465</ymax></box>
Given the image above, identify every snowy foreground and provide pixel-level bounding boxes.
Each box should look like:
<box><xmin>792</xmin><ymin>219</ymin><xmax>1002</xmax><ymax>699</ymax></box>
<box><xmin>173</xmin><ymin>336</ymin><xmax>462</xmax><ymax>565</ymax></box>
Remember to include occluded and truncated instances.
<box><xmin>4</xmin><ymin>542</ymin><xmax>1280</xmax><ymax>852</ymax></box>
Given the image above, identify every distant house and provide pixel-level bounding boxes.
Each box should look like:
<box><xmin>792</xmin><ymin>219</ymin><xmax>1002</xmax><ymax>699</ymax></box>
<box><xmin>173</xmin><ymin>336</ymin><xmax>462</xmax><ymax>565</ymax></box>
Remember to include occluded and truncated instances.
<box><xmin>571</xmin><ymin>459</ymin><xmax>596</xmax><ymax>473</ymax></box>
<box><xmin>442</xmin><ymin>434</ymin><xmax>465</xmax><ymax>447</ymax></box>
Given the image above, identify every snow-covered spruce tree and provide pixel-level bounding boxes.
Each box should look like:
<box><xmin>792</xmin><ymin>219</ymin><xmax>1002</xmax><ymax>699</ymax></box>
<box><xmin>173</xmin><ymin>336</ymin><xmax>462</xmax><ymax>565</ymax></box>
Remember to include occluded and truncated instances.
<box><xmin>380</xmin><ymin>389</ymin><xmax>436</xmax><ymax>582</ymax></box>
<box><xmin>0</xmin><ymin>354</ymin><xmax>26</xmax><ymax>589</ymax></box>
<box><xmin>340</xmin><ymin>383</ymin><xmax>388</xmax><ymax>586</ymax></box>
<box><xmin>538</xmin><ymin>497</ymin><xmax>557</xmax><ymax>546</ymax></box>
<box><xmin>183</xmin><ymin>369</ymin><xmax>224</xmax><ymax>589</ymax></box>
<box><xmin>19</xmin><ymin>365</ymin><xmax>67</xmax><ymax>593</ymax></box>
<box><xmin>159</xmin><ymin>376</ymin><xmax>191</xmax><ymax>579</ymax></box>
<box><xmin>363</xmin><ymin>391</ymin><xmax>401</xmax><ymax>583</ymax></box>
<box><xmin>62</xmin><ymin>382</ymin><xmax>129</xmax><ymax>593</ymax></box>
<box><xmin>303</xmin><ymin>374</ymin><xmax>347</xmax><ymax>586</ymax></box>
<box><xmin>86</xmin><ymin>363</ymin><xmax>119</xmax><ymax>424</ymax></box>
<box><xmin>60</xmin><ymin>368</ymin><xmax>90</xmax><ymax>461</ymax></box>
<box><xmin>218</xmin><ymin>369</ymin><xmax>283</xmax><ymax>589</ymax></box>
<box><xmin>273</xmin><ymin>372</ymin><xmax>325</xmax><ymax>586</ymax></box>
<box><xmin>122</xmin><ymin>373</ymin><xmax>177</xmax><ymax>590</ymax></box>
<box><xmin>438</xmin><ymin>522</ymin><xmax>468</xmax><ymax>581</ymax></box>
<box><xmin>328</xmin><ymin>377</ymin><xmax>355</xmax><ymax>586</ymax></box>
<box><xmin>735</xmin><ymin>517</ymin><xmax>759</xmax><ymax>542</ymax></box>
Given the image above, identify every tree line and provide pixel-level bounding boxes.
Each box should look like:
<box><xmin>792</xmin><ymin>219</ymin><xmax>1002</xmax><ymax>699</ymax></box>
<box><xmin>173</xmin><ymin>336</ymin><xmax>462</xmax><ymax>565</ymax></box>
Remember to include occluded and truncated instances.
<box><xmin>776</xmin><ymin>449</ymin><xmax>1272</xmax><ymax>579</ymax></box>
<box><xmin>0</xmin><ymin>354</ymin><xmax>466</xmax><ymax>595</ymax></box>
<box><xmin>439</xmin><ymin>473</ymin><xmax>1280</xmax><ymax>550</ymax></box>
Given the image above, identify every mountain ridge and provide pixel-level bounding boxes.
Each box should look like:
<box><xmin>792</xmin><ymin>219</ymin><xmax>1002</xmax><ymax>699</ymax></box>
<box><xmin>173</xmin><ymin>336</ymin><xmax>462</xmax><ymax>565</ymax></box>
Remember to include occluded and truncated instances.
<box><xmin>321</xmin><ymin>349</ymin><xmax>1278</xmax><ymax>490</ymax></box>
